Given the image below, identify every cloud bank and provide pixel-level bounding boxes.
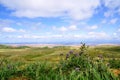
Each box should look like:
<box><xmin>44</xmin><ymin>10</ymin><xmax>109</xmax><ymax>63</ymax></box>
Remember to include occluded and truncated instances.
<box><xmin>0</xmin><ymin>0</ymin><xmax>100</xmax><ymax>20</ymax></box>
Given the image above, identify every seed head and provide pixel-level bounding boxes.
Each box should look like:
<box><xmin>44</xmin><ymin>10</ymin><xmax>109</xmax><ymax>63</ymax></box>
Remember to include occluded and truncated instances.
<box><xmin>106</xmin><ymin>63</ymin><xmax>110</xmax><ymax>67</ymax></box>
<box><xmin>7</xmin><ymin>64</ymin><xmax>12</xmax><ymax>69</ymax></box>
<box><xmin>69</xmin><ymin>50</ymin><xmax>74</xmax><ymax>54</ymax></box>
<box><xmin>74</xmin><ymin>53</ymin><xmax>79</xmax><ymax>57</ymax></box>
<box><xmin>98</xmin><ymin>54</ymin><xmax>103</xmax><ymax>59</ymax></box>
<box><xmin>66</xmin><ymin>53</ymin><xmax>70</xmax><ymax>60</ymax></box>
<box><xmin>75</xmin><ymin>67</ymin><xmax>80</xmax><ymax>72</ymax></box>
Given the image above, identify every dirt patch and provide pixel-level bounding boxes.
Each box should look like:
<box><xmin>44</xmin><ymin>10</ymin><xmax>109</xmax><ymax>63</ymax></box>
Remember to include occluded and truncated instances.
<box><xmin>9</xmin><ymin>77</ymin><xmax>29</xmax><ymax>80</ymax></box>
<box><xmin>111</xmin><ymin>69</ymin><xmax>120</xmax><ymax>76</ymax></box>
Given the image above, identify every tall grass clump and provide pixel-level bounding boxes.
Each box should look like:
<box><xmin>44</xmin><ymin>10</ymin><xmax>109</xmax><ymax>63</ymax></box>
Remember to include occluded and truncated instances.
<box><xmin>0</xmin><ymin>59</ymin><xmax>24</xmax><ymax>80</ymax></box>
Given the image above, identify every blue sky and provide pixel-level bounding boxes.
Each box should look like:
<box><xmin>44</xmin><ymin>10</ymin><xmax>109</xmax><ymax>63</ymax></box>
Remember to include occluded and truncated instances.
<box><xmin>0</xmin><ymin>0</ymin><xmax>120</xmax><ymax>44</ymax></box>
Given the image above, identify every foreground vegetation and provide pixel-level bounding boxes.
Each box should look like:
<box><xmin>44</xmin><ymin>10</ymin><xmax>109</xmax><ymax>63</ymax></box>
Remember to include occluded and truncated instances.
<box><xmin>0</xmin><ymin>44</ymin><xmax>120</xmax><ymax>80</ymax></box>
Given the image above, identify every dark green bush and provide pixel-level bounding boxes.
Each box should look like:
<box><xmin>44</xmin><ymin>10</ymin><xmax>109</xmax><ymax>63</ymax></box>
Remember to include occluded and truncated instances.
<box><xmin>109</xmin><ymin>59</ymin><xmax>120</xmax><ymax>69</ymax></box>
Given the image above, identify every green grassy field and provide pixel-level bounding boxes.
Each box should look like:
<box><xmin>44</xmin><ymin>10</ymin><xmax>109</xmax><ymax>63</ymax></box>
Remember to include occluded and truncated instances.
<box><xmin>0</xmin><ymin>44</ymin><xmax>120</xmax><ymax>80</ymax></box>
<box><xmin>0</xmin><ymin>45</ymin><xmax>71</xmax><ymax>63</ymax></box>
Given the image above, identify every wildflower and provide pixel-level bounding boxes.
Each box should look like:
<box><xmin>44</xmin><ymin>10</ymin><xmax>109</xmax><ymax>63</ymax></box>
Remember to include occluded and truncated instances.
<box><xmin>79</xmin><ymin>51</ymin><xmax>84</xmax><ymax>56</ymax></box>
<box><xmin>98</xmin><ymin>54</ymin><xmax>103</xmax><ymax>59</ymax></box>
<box><xmin>75</xmin><ymin>67</ymin><xmax>80</xmax><ymax>72</ymax></box>
<box><xmin>66</xmin><ymin>53</ymin><xmax>70</xmax><ymax>60</ymax></box>
<box><xmin>74</xmin><ymin>53</ymin><xmax>79</xmax><ymax>57</ymax></box>
<box><xmin>106</xmin><ymin>63</ymin><xmax>110</xmax><ymax>67</ymax></box>
<box><xmin>7</xmin><ymin>64</ymin><xmax>13</xmax><ymax>69</ymax></box>
<box><xmin>69</xmin><ymin>50</ymin><xmax>74</xmax><ymax>54</ymax></box>
<box><xmin>112</xmin><ymin>58</ymin><xmax>115</xmax><ymax>60</ymax></box>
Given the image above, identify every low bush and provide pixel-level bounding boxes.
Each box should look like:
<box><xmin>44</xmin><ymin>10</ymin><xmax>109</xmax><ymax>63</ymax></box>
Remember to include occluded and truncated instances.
<box><xmin>109</xmin><ymin>59</ymin><xmax>120</xmax><ymax>69</ymax></box>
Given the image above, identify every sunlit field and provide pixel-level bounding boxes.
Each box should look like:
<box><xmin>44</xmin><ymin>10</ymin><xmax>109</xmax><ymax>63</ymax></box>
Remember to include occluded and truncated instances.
<box><xmin>0</xmin><ymin>44</ymin><xmax>120</xmax><ymax>80</ymax></box>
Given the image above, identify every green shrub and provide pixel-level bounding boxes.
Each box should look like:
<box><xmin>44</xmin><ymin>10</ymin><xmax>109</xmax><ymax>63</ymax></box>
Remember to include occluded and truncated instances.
<box><xmin>58</xmin><ymin>43</ymin><xmax>118</xmax><ymax>80</ymax></box>
<box><xmin>109</xmin><ymin>59</ymin><xmax>120</xmax><ymax>69</ymax></box>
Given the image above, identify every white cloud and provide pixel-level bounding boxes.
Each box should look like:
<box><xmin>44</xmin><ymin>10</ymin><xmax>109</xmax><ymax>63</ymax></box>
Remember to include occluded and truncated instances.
<box><xmin>73</xmin><ymin>34</ymin><xmax>85</xmax><ymax>39</ymax></box>
<box><xmin>2</xmin><ymin>27</ymin><xmax>16</xmax><ymax>32</ymax></box>
<box><xmin>112</xmin><ymin>28</ymin><xmax>120</xmax><ymax>40</ymax></box>
<box><xmin>104</xmin><ymin>0</ymin><xmax>120</xmax><ymax>17</ymax></box>
<box><xmin>101</xmin><ymin>18</ymin><xmax>118</xmax><ymax>24</ymax></box>
<box><xmin>8</xmin><ymin>31</ymin><xmax>112</xmax><ymax>40</ymax></box>
<box><xmin>59</xmin><ymin>26</ymin><xmax>68</xmax><ymax>32</ymax></box>
<box><xmin>72</xmin><ymin>32</ymin><xmax>110</xmax><ymax>40</ymax></box>
<box><xmin>17</xmin><ymin>35</ymin><xmax>43</xmax><ymax>39</ymax></box>
<box><xmin>0</xmin><ymin>19</ymin><xmax>14</xmax><ymax>29</ymax></box>
<box><xmin>90</xmin><ymin>25</ymin><xmax>98</xmax><ymax>30</ymax></box>
<box><xmin>17</xmin><ymin>34</ymin><xmax>63</xmax><ymax>39</ymax></box>
<box><xmin>0</xmin><ymin>0</ymin><xmax>100</xmax><ymax>20</ymax></box>
<box><xmin>113</xmin><ymin>32</ymin><xmax>120</xmax><ymax>40</ymax></box>
<box><xmin>2</xmin><ymin>27</ymin><xmax>26</xmax><ymax>33</ymax></box>
<box><xmin>19</xmin><ymin>29</ymin><xmax>26</xmax><ymax>33</ymax></box>
<box><xmin>69</xmin><ymin>25</ymin><xmax>77</xmax><ymax>30</ymax></box>
<box><xmin>104</xmin><ymin>0</ymin><xmax>120</xmax><ymax>9</ymax></box>
<box><xmin>16</xmin><ymin>22</ymin><xmax>22</xmax><ymax>26</ymax></box>
<box><xmin>110</xmin><ymin>18</ymin><xmax>118</xmax><ymax>24</ymax></box>
<box><xmin>104</xmin><ymin>11</ymin><xmax>113</xmax><ymax>17</ymax></box>
<box><xmin>113</xmin><ymin>33</ymin><xmax>117</xmax><ymax>36</ymax></box>
<box><xmin>53</xmin><ymin>25</ymin><xmax>78</xmax><ymax>32</ymax></box>
<box><xmin>118</xmin><ymin>28</ymin><xmax>120</xmax><ymax>32</ymax></box>
<box><xmin>87</xmin><ymin>25</ymin><xmax>98</xmax><ymax>30</ymax></box>
<box><xmin>88</xmin><ymin>32</ymin><xmax>109</xmax><ymax>39</ymax></box>
<box><xmin>66</xmin><ymin>31</ymin><xmax>110</xmax><ymax>40</ymax></box>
